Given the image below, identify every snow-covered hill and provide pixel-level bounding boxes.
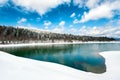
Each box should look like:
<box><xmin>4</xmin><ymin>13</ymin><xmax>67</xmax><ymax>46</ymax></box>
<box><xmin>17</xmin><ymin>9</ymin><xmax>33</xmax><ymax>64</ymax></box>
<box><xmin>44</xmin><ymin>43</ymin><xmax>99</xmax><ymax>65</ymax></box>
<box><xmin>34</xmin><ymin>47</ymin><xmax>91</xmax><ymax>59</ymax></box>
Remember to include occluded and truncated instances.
<box><xmin>0</xmin><ymin>51</ymin><xmax>120</xmax><ymax>80</ymax></box>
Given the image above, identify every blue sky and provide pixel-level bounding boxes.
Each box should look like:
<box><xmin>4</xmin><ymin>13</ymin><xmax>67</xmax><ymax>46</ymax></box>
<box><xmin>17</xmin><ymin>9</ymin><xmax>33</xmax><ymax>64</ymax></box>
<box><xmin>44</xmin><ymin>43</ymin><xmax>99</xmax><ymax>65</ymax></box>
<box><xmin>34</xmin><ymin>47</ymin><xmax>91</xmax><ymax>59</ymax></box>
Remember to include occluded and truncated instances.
<box><xmin>0</xmin><ymin>0</ymin><xmax>120</xmax><ymax>38</ymax></box>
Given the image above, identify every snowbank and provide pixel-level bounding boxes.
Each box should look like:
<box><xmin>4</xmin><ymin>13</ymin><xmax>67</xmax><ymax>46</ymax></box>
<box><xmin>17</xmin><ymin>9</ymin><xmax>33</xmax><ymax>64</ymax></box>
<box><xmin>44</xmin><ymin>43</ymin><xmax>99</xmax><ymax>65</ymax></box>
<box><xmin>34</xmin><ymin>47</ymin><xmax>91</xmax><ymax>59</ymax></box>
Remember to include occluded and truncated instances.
<box><xmin>0</xmin><ymin>41</ymin><xmax>120</xmax><ymax>48</ymax></box>
<box><xmin>0</xmin><ymin>51</ymin><xmax>120</xmax><ymax>80</ymax></box>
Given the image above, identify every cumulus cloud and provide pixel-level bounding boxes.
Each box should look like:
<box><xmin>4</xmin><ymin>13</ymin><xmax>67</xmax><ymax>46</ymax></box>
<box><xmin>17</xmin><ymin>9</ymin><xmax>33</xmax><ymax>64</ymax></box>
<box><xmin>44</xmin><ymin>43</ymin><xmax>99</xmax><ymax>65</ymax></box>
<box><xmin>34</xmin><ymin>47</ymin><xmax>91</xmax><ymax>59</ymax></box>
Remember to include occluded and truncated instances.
<box><xmin>79</xmin><ymin>26</ymin><xmax>120</xmax><ymax>38</ymax></box>
<box><xmin>44</xmin><ymin>21</ymin><xmax>52</xmax><ymax>29</ymax></box>
<box><xmin>73</xmin><ymin>19</ymin><xmax>80</xmax><ymax>24</ymax></box>
<box><xmin>52</xmin><ymin>23</ymin><xmax>120</xmax><ymax>38</ymax></box>
<box><xmin>70</xmin><ymin>13</ymin><xmax>76</xmax><ymax>18</ymax></box>
<box><xmin>59</xmin><ymin>21</ymin><xmax>65</xmax><ymax>26</ymax></box>
<box><xmin>73</xmin><ymin>0</ymin><xmax>84</xmax><ymax>8</ymax></box>
<box><xmin>86</xmin><ymin>0</ymin><xmax>99</xmax><ymax>8</ymax></box>
<box><xmin>67</xmin><ymin>27</ymin><xmax>79</xmax><ymax>34</ymax></box>
<box><xmin>80</xmin><ymin>0</ymin><xmax>120</xmax><ymax>23</ymax></box>
<box><xmin>52</xmin><ymin>27</ymin><xmax>64</xmax><ymax>33</ymax></box>
<box><xmin>73</xmin><ymin>0</ymin><xmax>100</xmax><ymax>8</ymax></box>
<box><xmin>80</xmin><ymin>4</ymin><xmax>113</xmax><ymax>23</ymax></box>
<box><xmin>0</xmin><ymin>0</ymin><xmax>8</xmax><ymax>6</ymax></box>
<box><xmin>12</xmin><ymin>0</ymin><xmax>70</xmax><ymax>15</ymax></box>
<box><xmin>117</xmin><ymin>20</ymin><xmax>120</xmax><ymax>25</ymax></box>
<box><xmin>17</xmin><ymin>18</ymin><xmax>27</xmax><ymax>24</ymax></box>
<box><xmin>52</xmin><ymin>21</ymin><xmax>66</xmax><ymax>33</ymax></box>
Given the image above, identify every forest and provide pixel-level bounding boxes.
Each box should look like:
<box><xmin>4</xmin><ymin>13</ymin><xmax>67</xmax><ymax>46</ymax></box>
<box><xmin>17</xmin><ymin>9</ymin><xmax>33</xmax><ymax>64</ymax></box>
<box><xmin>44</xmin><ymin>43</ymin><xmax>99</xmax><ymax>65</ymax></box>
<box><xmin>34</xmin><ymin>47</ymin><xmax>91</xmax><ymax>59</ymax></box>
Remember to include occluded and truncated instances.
<box><xmin>0</xmin><ymin>25</ymin><xmax>115</xmax><ymax>44</ymax></box>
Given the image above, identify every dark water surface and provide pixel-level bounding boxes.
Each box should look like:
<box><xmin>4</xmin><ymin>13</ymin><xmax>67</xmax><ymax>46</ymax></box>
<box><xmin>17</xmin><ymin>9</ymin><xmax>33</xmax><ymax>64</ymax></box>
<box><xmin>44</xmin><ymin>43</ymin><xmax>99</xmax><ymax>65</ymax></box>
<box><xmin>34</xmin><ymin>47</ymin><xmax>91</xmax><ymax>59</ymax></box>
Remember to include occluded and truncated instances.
<box><xmin>0</xmin><ymin>43</ymin><xmax>120</xmax><ymax>73</ymax></box>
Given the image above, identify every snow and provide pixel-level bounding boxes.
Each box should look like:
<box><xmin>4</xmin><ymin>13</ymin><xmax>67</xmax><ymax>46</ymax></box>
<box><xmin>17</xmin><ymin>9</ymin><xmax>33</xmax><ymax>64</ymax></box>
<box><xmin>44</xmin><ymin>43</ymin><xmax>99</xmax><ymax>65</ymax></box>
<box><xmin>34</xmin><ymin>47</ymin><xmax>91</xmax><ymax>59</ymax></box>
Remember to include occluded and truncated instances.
<box><xmin>18</xmin><ymin>26</ymin><xmax>51</xmax><ymax>34</ymax></box>
<box><xmin>0</xmin><ymin>41</ymin><xmax>120</xmax><ymax>48</ymax></box>
<box><xmin>0</xmin><ymin>51</ymin><xmax>120</xmax><ymax>80</ymax></box>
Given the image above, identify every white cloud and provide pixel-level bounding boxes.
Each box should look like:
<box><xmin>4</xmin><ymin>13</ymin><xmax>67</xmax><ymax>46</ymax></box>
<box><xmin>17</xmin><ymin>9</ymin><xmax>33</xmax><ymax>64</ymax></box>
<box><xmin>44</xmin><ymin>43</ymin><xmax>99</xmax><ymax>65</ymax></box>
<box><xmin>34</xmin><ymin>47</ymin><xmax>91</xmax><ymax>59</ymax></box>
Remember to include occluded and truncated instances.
<box><xmin>73</xmin><ymin>0</ymin><xmax>84</xmax><ymax>8</ymax></box>
<box><xmin>110</xmin><ymin>0</ymin><xmax>120</xmax><ymax>11</ymax></box>
<box><xmin>52</xmin><ymin>21</ymin><xmax>66</xmax><ymax>33</ymax></box>
<box><xmin>117</xmin><ymin>20</ymin><xmax>120</xmax><ymax>25</ymax></box>
<box><xmin>105</xmin><ymin>19</ymin><xmax>120</xmax><ymax>26</ymax></box>
<box><xmin>67</xmin><ymin>27</ymin><xmax>78</xmax><ymax>34</ymax></box>
<box><xmin>52</xmin><ymin>27</ymin><xmax>64</xmax><ymax>33</ymax></box>
<box><xmin>73</xmin><ymin>19</ymin><xmax>80</xmax><ymax>24</ymax></box>
<box><xmin>12</xmin><ymin>0</ymin><xmax>70</xmax><ymax>15</ymax></box>
<box><xmin>59</xmin><ymin>21</ymin><xmax>65</xmax><ymax>26</ymax></box>
<box><xmin>44</xmin><ymin>21</ymin><xmax>52</xmax><ymax>26</ymax></box>
<box><xmin>86</xmin><ymin>0</ymin><xmax>99</xmax><ymax>8</ymax></box>
<box><xmin>0</xmin><ymin>0</ymin><xmax>8</xmax><ymax>6</ymax></box>
<box><xmin>52</xmin><ymin>22</ymin><xmax>120</xmax><ymax>38</ymax></box>
<box><xmin>80</xmin><ymin>4</ymin><xmax>113</xmax><ymax>23</ymax></box>
<box><xmin>79</xmin><ymin>26</ymin><xmax>120</xmax><ymax>38</ymax></box>
<box><xmin>69</xmin><ymin>25</ymin><xmax>73</xmax><ymax>28</ymax></box>
<box><xmin>52</xmin><ymin>24</ymin><xmax>120</xmax><ymax>38</ymax></box>
<box><xmin>70</xmin><ymin>13</ymin><xmax>76</xmax><ymax>18</ymax></box>
<box><xmin>80</xmin><ymin>0</ymin><xmax>120</xmax><ymax>23</ymax></box>
<box><xmin>17</xmin><ymin>18</ymin><xmax>27</xmax><ymax>24</ymax></box>
<box><xmin>44</xmin><ymin>21</ymin><xmax>52</xmax><ymax>29</ymax></box>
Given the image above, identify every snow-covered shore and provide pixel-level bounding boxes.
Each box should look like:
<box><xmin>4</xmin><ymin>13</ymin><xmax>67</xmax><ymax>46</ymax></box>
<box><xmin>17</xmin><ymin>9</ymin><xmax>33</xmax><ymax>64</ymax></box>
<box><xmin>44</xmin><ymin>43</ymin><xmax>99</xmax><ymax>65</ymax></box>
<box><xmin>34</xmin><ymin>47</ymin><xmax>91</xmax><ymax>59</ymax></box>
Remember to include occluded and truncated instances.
<box><xmin>0</xmin><ymin>41</ymin><xmax>120</xmax><ymax>48</ymax></box>
<box><xmin>0</xmin><ymin>51</ymin><xmax>120</xmax><ymax>80</ymax></box>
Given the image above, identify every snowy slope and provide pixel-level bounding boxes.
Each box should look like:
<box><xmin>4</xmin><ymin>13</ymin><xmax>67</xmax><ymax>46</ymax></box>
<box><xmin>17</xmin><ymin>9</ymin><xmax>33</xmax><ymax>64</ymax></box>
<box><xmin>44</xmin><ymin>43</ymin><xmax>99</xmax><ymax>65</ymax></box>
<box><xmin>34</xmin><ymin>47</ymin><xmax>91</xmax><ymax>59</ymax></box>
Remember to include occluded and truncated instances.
<box><xmin>0</xmin><ymin>51</ymin><xmax>120</xmax><ymax>80</ymax></box>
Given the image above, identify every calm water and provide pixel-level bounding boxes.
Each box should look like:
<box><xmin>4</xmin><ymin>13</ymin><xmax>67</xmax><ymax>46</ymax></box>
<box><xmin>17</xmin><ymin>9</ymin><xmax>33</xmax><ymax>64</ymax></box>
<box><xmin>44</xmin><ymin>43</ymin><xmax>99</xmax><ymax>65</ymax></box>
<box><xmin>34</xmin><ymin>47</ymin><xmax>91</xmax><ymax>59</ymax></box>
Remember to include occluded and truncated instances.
<box><xmin>0</xmin><ymin>43</ymin><xmax>120</xmax><ymax>73</ymax></box>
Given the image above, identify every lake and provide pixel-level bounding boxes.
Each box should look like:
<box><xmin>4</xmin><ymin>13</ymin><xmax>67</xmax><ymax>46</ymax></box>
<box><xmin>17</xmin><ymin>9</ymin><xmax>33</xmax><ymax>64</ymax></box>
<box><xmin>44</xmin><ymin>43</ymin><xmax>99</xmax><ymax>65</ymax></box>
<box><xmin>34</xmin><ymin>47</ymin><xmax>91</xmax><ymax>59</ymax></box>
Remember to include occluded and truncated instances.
<box><xmin>0</xmin><ymin>43</ymin><xmax>120</xmax><ymax>74</ymax></box>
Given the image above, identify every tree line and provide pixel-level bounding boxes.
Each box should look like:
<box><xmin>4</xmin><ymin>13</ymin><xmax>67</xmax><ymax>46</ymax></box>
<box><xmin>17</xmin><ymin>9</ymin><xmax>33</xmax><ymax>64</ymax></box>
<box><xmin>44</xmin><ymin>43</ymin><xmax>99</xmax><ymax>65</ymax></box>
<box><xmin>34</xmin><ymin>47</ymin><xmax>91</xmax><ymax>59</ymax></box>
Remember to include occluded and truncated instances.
<box><xmin>0</xmin><ymin>25</ymin><xmax>115</xmax><ymax>44</ymax></box>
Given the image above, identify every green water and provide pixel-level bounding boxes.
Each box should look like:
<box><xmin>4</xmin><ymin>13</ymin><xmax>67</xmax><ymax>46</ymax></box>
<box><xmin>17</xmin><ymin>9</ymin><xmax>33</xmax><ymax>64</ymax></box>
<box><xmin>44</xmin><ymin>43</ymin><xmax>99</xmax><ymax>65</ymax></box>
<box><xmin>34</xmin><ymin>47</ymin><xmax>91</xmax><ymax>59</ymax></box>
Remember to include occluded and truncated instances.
<box><xmin>0</xmin><ymin>43</ymin><xmax>120</xmax><ymax>73</ymax></box>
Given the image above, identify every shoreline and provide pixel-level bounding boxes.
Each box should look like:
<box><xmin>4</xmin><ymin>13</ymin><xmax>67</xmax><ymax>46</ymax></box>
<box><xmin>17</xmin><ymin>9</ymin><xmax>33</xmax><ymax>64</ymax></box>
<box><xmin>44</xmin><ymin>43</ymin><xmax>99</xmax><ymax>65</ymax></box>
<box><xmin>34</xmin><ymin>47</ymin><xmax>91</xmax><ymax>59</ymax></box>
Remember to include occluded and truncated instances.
<box><xmin>0</xmin><ymin>51</ymin><xmax>120</xmax><ymax>80</ymax></box>
<box><xmin>0</xmin><ymin>41</ymin><xmax>120</xmax><ymax>48</ymax></box>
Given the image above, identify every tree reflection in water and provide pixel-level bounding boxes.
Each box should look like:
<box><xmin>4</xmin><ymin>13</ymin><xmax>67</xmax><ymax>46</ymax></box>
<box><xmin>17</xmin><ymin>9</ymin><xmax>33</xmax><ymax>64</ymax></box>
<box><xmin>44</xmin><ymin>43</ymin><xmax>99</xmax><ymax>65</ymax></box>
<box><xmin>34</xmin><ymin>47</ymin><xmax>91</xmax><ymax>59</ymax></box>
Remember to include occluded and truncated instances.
<box><xmin>0</xmin><ymin>44</ymin><xmax>106</xmax><ymax>73</ymax></box>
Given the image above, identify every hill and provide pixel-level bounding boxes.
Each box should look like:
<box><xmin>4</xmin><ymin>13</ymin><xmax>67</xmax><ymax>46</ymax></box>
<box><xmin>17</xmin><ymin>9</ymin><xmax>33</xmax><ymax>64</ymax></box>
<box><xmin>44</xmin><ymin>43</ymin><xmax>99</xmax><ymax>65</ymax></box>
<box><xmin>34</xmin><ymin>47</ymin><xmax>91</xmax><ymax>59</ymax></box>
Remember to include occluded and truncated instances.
<box><xmin>0</xmin><ymin>25</ymin><xmax>115</xmax><ymax>44</ymax></box>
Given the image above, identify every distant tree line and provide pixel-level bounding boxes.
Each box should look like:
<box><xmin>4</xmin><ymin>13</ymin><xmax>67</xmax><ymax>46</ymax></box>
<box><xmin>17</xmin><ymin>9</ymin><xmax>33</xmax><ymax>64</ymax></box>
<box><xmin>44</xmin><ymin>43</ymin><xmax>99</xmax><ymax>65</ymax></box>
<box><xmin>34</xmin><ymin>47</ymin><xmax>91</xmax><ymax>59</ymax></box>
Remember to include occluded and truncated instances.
<box><xmin>0</xmin><ymin>25</ymin><xmax>115</xmax><ymax>44</ymax></box>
